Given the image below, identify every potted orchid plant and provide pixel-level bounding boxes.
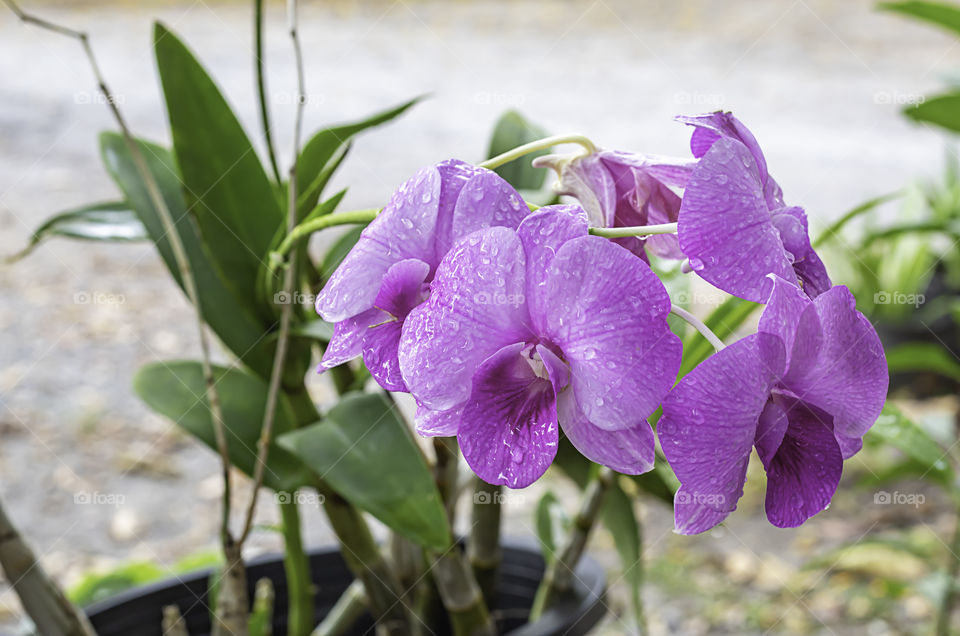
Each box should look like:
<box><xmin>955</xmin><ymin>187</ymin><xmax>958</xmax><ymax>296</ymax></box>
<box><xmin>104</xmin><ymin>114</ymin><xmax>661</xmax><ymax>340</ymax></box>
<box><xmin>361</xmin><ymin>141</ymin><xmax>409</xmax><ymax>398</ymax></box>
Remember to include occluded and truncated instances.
<box><xmin>2</xmin><ymin>1</ymin><xmax>892</xmax><ymax>635</ymax></box>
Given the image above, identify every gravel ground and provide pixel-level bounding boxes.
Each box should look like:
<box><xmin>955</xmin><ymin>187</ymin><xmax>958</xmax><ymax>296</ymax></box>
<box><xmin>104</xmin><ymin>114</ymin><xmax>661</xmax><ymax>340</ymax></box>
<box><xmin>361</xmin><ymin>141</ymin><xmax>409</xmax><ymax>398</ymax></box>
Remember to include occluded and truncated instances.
<box><xmin>0</xmin><ymin>0</ymin><xmax>957</xmax><ymax>633</ymax></box>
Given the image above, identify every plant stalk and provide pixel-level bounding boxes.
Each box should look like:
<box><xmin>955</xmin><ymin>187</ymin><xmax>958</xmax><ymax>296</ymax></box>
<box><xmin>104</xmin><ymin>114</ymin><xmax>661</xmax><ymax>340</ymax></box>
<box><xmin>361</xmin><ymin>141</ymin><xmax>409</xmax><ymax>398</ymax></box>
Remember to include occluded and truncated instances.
<box><xmin>529</xmin><ymin>467</ymin><xmax>614</xmax><ymax>621</ymax></box>
<box><xmin>254</xmin><ymin>0</ymin><xmax>281</xmax><ymax>184</ymax></box>
<box><xmin>318</xmin><ymin>487</ymin><xmax>412</xmax><ymax>635</ymax></box>
<box><xmin>280</xmin><ymin>499</ymin><xmax>314</xmax><ymax>636</ymax></box>
<box><xmin>589</xmin><ymin>222</ymin><xmax>678</xmax><ymax>238</ymax></box>
<box><xmin>669</xmin><ymin>304</ymin><xmax>726</xmax><ymax>352</ymax></box>
<box><xmin>272</xmin><ymin>208</ymin><xmax>380</xmax><ymax>265</ymax></box>
<box><xmin>312</xmin><ymin>580</ymin><xmax>367</xmax><ymax>636</ymax></box>
<box><xmin>468</xmin><ymin>479</ymin><xmax>502</xmax><ymax>608</ymax></box>
<box><xmin>433</xmin><ymin>437</ymin><xmax>460</xmax><ymax>523</ymax></box>
<box><xmin>0</xmin><ymin>497</ymin><xmax>95</xmax><ymax>636</ymax></box>
<box><xmin>479</xmin><ymin>134</ymin><xmax>597</xmax><ymax>171</ymax></box>
<box><xmin>429</xmin><ymin>548</ymin><xmax>497</xmax><ymax>636</ymax></box>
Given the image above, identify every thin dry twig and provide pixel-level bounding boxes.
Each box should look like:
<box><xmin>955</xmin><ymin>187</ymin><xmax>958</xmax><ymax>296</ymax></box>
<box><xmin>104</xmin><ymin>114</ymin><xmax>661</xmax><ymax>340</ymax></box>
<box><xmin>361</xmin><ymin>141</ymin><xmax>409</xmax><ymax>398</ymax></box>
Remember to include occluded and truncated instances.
<box><xmin>1</xmin><ymin>1</ymin><xmax>247</xmax><ymax>632</ymax></box>
<box><xmin>239</xmin><ymin>0</ymin><xmax>306</xmax><ymax>546</ymax></box>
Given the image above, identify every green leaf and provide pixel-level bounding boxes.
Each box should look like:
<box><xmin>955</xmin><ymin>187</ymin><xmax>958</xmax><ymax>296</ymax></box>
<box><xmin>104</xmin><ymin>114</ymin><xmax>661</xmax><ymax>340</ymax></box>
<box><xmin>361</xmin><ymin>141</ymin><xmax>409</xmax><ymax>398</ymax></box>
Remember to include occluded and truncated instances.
<box><xmin>879</xmin><ymin>1</ymin><xmax>960</xmax><ymax>38</ymax></box>
<box><xmin>134</xmin><ymin>360</ymin><xmax>312</xmax><ymax>492</ymax></box>
<box><xmin>904</xmin><ymin>91</ymin><xmax>960</xmax><ymax>134</ymax></box>
<box><xmin>296</xmin><ymin>96</ymin><xmax>423</xmax><ymax>219</ymax></box>
<box><xmin>154</xmin><ymin>22</ymin><xmax>283</xmax><ymax>311</ymax></box>
<box><xmin>534</xmin><ymin>491</ymin><xmax>567</xmax><ymax>565</ymax></box>
<box><xmin>100</xmin><ymin>133</ymin><xmax>276</xmax><ymax>379</ymax></box>
<box><xmin>867</xmin><ymin>403</ymin><xmax>954</xmax><ymax>488</ymax></box>
<box><xmin>277</xmin><ymin>393</ymin><xmax>451</xmax><ymax>550</ymax></box>
<box><xmin>886</xmin><ymin>341</ymin><xmax>960</xmax><ymax>382</ymax></box>
<box><xmin>486</xmin><ymin>110</ymin><xmax>550</xmax><ymax>191</ymax></box>
<box><xmin>8</xmin><ymin>201</ymin><xmax>145</xmax><ymax>262</ymax></box>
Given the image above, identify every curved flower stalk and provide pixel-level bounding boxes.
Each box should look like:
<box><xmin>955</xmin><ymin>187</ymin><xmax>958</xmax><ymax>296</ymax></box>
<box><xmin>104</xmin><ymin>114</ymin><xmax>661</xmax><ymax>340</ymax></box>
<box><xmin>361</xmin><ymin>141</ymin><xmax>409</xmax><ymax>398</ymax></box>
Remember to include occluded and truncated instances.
<box><xmin>676</xmin><ymin>112</ymin><xmax>832</xmax><ymax>302</ymax></box>
<box><xmin>658</xmin><ymin>276</ymin><xmax>887</xmax><ymax>533</ymax></box>
<box><xmin>315</xmin><ymin>159</ymin><xmax>531</xmax><ymax>391</ymax></box>
<box><xmin>534</xmin><ymin>149</ymin><xmax>696</xmax><ymax>259</ymax></box>
<box><xmin>399</xmin><ymin>206</ymin><xmax>682</xmax><ymax>488</ymax></box>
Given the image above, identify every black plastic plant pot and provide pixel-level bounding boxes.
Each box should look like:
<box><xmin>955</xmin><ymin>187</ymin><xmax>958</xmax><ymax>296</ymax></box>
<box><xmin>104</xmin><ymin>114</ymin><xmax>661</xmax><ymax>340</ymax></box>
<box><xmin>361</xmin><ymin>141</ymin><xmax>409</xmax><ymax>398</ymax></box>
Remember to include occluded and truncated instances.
<box><xmin>85</xmin><ymin>541</ymin><xmax>607</xmax><ymax>636</ymax></box>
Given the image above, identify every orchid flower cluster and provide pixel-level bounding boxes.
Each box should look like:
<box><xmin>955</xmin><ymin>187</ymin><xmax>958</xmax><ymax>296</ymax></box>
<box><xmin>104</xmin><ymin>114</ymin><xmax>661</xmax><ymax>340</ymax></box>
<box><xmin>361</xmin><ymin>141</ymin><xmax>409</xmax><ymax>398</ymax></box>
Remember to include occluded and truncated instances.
<box><xmin>315</xmin><ymin>112</ymin><xmax>888</xmax><ymax>534</ymax></box>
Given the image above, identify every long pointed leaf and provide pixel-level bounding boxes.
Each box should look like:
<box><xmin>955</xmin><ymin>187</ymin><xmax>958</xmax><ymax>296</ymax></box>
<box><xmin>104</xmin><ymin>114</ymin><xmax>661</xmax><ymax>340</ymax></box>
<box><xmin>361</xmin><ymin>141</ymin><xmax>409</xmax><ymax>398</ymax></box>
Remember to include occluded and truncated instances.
<box><xmin>879</xmin><ymin>1</ymin><xmax>960</xmax><ymax>38</ymax></box>
<box><xmin>154</xmin><ymin>22</ymin><xmax>283</xmax><ymax>314</ymax></box>
<box><xmin>8</xmin><ymin>202</ymin><xmax>145</xmax><ymax>262</ymax></box>
<box><xmin>295</xmin><ymin>96</ymin><xmax>423</xmax><ymax>218</ymax></box>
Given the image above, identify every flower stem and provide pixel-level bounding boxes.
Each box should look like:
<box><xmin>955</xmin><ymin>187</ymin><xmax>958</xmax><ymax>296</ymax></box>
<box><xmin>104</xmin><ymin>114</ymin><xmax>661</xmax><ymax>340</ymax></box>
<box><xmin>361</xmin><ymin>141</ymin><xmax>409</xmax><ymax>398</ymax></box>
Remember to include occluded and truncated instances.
<box><xmin>272</xmin><ymin>207</ymin><xmax>380</xmax><ymax>265</ymax></box>
<box><xmin>479</xmin><ymin>135</ymin><xmax>597</xmax><ymax>171</ymax></box>
<box><xmin>589</xmin><ymin>222</ymin><xmax>678</xmax><ymax>238</ymax></box>
<box><xmin>669</xmin><ymin>304</ymin><xmax>726</xmax><ymax>352</ymax></box>
<box><xmin>529</xmin><ymin>467</ymin><xmax>614</xmax><ymax>621</ymax></box>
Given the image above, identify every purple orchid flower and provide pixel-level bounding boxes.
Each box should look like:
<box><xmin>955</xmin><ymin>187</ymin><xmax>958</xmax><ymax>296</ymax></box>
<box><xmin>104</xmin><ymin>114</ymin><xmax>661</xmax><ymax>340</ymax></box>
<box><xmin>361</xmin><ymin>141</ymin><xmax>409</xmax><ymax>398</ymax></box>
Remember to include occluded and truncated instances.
<box><xmin>658</xmin><ymin>275</ymin><xmax>887</xmax><ymax>533</ymax></box>
<box><xmin>676</xmin><ymin>112</ymin><xmax>832</xmax><ymax>303</ymax></box>
<box><xmin>534</xmin><ymin>150</ymin><xmax>696</xmax><ymax>260</ymax></box>
<box><xmin>398</xmin><ymin>205</ymin><xmax>683</xmax><ymax>488</ymax></box>
<box><xmin>315</xmin><ymin>159</ymin><xmax>530</xmax><ymax>391</ymax></box>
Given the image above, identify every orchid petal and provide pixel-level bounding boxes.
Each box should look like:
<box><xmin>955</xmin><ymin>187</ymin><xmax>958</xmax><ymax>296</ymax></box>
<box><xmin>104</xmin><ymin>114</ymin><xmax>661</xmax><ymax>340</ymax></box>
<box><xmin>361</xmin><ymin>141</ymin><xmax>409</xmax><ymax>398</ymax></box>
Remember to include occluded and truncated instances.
<box><xmin>400</xmin><ymin>227</ymin><xmax>532</xmax><ymax>411</ymax></box>
<box><xmin>678</xmin><ymin>137</ymin><xmax>795</xmax><ymax>303</ymax></box>
<box><xmin>659</xmin><ymin>335</ymin><xmax>778</xmax><ymax>533</ymax></box>
<box><xmin>558</xmin><ymin>390</ymin><xmax>655</xmax><ymax>475</ymax></box>
<box><xmin>316</xmin><ymin>166</ymin><xmax>441</xmax><ymax>322</ymax></box>
<box><xmin>458</xmin><ymin>343</ymin><xmax>561</xmax><ymax>488</ymax></box>
<box><xmin>542</xmin><ymin>235</ymin><xmax>681</xmax><ymax>429</ymax></box>
<box><xmin>789</xmin><ymin>285</ymin><xmax>888</xmax><ymax>442</ymax></box>
<box><xmin>761</xmin><ymin>399</ymin><xmax>843</xmax><ymax>528</ymax></box>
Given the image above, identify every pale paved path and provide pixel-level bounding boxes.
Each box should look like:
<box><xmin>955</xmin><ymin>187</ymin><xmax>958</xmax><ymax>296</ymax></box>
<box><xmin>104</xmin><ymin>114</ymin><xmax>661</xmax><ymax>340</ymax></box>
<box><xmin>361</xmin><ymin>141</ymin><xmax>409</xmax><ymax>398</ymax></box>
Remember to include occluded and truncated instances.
<box><xmin>0</xmin><ymin>1</ymin><xmax>953</xmax><ymax>633</ymax></box>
